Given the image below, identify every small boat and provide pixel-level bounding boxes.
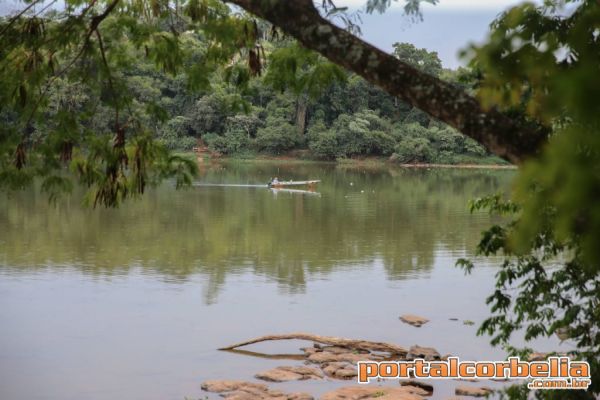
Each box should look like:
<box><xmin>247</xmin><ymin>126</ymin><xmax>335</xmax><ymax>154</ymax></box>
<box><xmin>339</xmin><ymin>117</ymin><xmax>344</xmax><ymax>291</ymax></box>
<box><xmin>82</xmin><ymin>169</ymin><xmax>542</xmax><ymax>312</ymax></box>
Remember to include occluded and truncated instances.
<box><xmin>268</xmin><ymin>180</ymin><xmax>320</xmax><ymax>188</ymax></box>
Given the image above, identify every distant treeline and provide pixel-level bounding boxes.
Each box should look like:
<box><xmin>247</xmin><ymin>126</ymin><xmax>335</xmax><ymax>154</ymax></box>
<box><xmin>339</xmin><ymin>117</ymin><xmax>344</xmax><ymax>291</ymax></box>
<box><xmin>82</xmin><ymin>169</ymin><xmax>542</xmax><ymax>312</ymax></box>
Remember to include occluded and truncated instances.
<box><xmin>3</xmin><ymin>31</ymin><xmax>504</xmax><ymax>165</ymax></box>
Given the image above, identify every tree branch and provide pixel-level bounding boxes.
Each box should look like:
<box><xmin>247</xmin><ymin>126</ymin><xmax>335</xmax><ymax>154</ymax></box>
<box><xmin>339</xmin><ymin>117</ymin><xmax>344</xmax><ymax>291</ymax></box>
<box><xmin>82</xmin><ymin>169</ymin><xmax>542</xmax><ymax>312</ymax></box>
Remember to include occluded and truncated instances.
<box><xmin>219</xmin><ymin>332</ymin><xmax>408</xmax><ymax>355</ymax></box>
<box><xmin>0</xmin><ymin>0</ymin><xmax>45</xmax><ymax>39</ymax></box>
<box><xmin>23</xmin><ymin>0</ymin><xmax>120</xmax><ymax>129</ymax></box>
<box><xmin>227</xmin><ymin>0</ymin><xmax>549</xmax><ymax>164</ymax></box>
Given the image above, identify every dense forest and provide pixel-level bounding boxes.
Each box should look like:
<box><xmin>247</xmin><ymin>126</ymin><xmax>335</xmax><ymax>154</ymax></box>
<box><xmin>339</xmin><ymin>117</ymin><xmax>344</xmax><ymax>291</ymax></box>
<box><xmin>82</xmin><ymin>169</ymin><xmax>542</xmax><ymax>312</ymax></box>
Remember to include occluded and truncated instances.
<box><xmin>147</xmin><ymin>39</ymin><xmax>500</xmax><ymax>164</ymax></box>
<box><xmin>0</xmin><ymin>23</ymin><xmax>499</xmax><ymax>164</ymax></box>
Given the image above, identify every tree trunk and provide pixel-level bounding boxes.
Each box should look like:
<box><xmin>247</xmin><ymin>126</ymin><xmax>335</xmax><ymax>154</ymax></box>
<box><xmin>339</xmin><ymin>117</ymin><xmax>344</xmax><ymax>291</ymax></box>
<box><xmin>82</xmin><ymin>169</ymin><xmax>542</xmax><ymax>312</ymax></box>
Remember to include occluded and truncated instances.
<box><xmin>295</xmin><ymin>94</ymin><xmax>308</xmax><ymax>136</ymax></box>
<box><xmin>227</xmin><ymin>0</ymin><xmax>549</xmax><ymax>164</ymax></box>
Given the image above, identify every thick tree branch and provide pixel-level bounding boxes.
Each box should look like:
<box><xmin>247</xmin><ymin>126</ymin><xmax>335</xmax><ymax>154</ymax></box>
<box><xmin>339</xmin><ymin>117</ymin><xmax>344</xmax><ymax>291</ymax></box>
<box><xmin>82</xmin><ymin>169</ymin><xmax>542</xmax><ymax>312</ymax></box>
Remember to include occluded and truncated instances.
<box><xmin>227</xmin><ymin>0</ymin><xmax>549</xmax><ymax>164</ymax></box>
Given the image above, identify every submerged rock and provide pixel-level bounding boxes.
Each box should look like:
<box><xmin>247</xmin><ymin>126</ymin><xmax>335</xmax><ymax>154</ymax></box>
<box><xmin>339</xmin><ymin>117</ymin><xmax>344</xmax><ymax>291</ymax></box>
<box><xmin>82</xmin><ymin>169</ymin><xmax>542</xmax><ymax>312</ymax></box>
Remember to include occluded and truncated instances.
<box><xmin>400</xmin><ymin>380</ymin><xmax>434</xmax><ymax>393</ymax></box>
<box><xmin>201</xmin><ymin>380</ymin><xmax>267</xmax><ymax>393</ymax></box>
<box><xmin>201</xmin><ymin>380</ymin><xmax>313</xmax><ymax>400</ymax></box>
<box><xmin>255</xmin><ymin>366</ymin><xmax>323</xmax><ymax>382</ymax></box>
<box><xmin>528</xmin><ymin>352</ymin><xmax>548</xmax><ymax>362</ymax></box>
<box><xmin>455</xmin><ymin>386</ymin><xmax>494</xmax><ymax>397</ymax></box>
<box><xmin>322</xmin><ymin>385</ymin><xmax>428</xmax><ymax>400</ymax></box>
<box><xmin>400</xmin><ymin>315</ymin><xmax>430</xmax><ymax>328</ymax></box>
<box><xmin>406</xmin><ymin>345</ymin><xmax>441</xmax><ymax>361</ymax></box>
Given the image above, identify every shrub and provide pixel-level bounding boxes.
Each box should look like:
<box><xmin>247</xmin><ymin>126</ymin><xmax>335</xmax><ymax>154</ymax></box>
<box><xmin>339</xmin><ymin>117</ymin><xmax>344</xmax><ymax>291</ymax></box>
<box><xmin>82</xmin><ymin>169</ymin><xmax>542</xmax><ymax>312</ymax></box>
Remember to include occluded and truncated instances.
<box><xmin>328</xmin><ymin>110</ymin><xmax>396</xmax><ymax>157</ymax></box>
<box><xmin>309</xmin><ymin>130</ymin><xmax>339</xmax><ymax>159</ymax></box>
<box><xmin>464</xmin><ymin>138</ymin><xmax>487</xmax><ymax>156</ymax></box>
<box><xmin>255</xmin><ymin>117</ymin><xmax>301</xmax><ymax>154</ymax></box>
<box><xmin>204</xmin><ymin>130</ymin><xmax>249</xmax><ymax>154</ymax></box>
<box><xmin>391</xmin><ymin>137</ymin><xmax>435</xmax><ymax>163</ymax></box>
<box><xmin>158</xmin><ymin>116</ymin><xmax>197</xmax><ymax>150</ymax></box>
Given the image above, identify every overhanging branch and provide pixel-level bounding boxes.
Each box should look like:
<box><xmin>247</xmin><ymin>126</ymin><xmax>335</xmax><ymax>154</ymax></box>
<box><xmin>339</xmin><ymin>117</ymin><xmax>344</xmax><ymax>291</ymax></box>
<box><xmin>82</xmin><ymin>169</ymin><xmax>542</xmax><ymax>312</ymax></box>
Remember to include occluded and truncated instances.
<box><xmin>227</xmin><ymin>0</ymin><xmax>549</xmax><ymax>164</ymax></box>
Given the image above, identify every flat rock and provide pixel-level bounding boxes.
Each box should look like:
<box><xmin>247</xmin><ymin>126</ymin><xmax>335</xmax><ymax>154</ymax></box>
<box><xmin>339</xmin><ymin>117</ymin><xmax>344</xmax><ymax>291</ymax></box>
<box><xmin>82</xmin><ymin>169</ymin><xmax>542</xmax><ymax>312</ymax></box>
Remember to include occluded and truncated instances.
<box><xmin>255</xmin><ymin>369</ymin><xmax>303</xmax><ymax>382</ymax></box>
<box><xmin>406</xmin><ymin>345</ymin><xmax>441</xmax><ymax>361</ymax></box>
<box><xmin>322</xmin><ymin>362</ymin><xmax>358</xmax><ymax>380</ymax></box>
<box><xmin>201</xmin><ymin>380</ymin><xmax>268</xmax><ymax>393</ymax></box>
<box><xmin>201</xmin><ymin>380</ymin><xmax>313</xmax><ymax>400</ymax></box>
<box><xmin>255</xmin><ymin>366</ymin><xmax>323</xmax><ymax>382</ymax></box>
<box><xmin>281</xmin><ymin>366</ymin><xmax>324</xmax><ymax>377</ymax></box>
<box><xmin>322</xmin><ymin>386</ymin><xmax>427</xmax><ymax>400</ymax></box>
<box><xmin>400</xmin><ymin>315</ymin><xmax>430</xmax><ymax>328</ymax></box>
<box><xmin>528</xmin><ymin>352</ymin><xmax>548</xmax><ymax>362</ymax></box>
<box><xmin>335</xmin><ymin>369</ymin><xmax>359</xmax><ymax>379</ymax></box>
<box><xmin>455</xmin><ymin>386</ymin><xmax>494</xmax><ymax>397</ymax></box>
<box><xmin>400</xmin><ymin>380</ymin><xmax>434</xmax><ymax>393</ymax></box>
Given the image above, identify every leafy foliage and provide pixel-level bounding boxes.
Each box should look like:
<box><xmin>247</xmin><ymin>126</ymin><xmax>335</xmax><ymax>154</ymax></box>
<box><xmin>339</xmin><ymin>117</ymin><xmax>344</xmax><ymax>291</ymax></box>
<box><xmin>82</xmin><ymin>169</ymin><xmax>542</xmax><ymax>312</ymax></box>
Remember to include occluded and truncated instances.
<box><xmin>458</xmin><ymin>1</ymin><xmax>600</xmax><ymax>398</ymax></box>
<box><xmin>466</xmin><ymin>0</ymin><xmax>600</xmax><ymax>270</ymax></box>
<box><xmin>392</xmin><ymin>42</ymin><xmax>442</xmax><ymax>76</ymax></box>
<box><xmin>255</xmin><ymin>116</ymin><xmax>301</xmax><ymax>154</ymax></box>
<box><xmin>458</xmin><ymin>195</ymin><xmax>599</xmax><ymax>399</ymax></box>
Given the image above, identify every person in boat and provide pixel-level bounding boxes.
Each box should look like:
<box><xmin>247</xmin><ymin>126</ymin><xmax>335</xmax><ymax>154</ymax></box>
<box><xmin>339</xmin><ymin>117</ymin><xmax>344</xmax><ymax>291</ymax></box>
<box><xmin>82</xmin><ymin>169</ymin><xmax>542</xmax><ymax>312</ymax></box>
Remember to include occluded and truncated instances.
<box><xmin>269</xmin><ymin>177</ymin><xmax>280</xmax><ymax>187</ymax></box>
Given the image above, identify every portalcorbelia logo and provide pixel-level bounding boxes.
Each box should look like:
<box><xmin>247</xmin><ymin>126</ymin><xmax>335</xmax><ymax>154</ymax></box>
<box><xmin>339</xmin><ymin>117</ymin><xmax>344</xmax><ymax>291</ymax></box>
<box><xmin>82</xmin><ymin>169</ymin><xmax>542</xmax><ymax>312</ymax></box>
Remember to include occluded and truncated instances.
<box><xmin>358</xmin><ymin>357</ymin><xmax>591</xmax><ymax>390</ymax></box>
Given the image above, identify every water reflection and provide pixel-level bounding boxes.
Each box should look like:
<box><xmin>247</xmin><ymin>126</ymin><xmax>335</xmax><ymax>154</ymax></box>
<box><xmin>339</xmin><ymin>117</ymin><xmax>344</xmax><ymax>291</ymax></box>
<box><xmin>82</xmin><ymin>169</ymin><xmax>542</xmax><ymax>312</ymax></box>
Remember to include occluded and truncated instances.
<box><xmin>0</xmin><ymin>163</ymin><xmax>514</xmax><ymax>304</ymax></box>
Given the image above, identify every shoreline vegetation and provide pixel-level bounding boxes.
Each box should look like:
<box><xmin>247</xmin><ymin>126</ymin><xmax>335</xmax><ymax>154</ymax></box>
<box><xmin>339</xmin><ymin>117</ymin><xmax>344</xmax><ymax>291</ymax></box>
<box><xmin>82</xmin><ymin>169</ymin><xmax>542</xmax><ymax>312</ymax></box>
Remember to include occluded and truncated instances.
<box><xmin>189</xmin><ymin>152</ymin><xmax>516</xmax><ymax>170</ymax></box>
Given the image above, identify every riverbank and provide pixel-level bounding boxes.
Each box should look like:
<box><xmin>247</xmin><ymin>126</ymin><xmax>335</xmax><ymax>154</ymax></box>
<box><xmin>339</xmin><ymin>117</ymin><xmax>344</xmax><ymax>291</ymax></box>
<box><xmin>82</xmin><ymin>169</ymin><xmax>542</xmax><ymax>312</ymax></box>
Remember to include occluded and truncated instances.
<box><xmin>187</xmin><ymin>152</ymin><xmax>516</xmax><ymax>170</ymax></box>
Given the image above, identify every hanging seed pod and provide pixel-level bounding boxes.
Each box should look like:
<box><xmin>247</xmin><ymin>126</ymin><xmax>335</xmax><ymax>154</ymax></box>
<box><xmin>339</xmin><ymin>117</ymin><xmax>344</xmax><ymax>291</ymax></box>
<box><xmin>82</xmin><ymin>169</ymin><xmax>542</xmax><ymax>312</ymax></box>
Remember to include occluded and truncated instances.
<box><xmin>113</xmin><ymin>126</ymin><xmax>128</xmax><ymax>167</ymax></box>
<box><xmin>60</xmin><ymin>141</ymin><xmax>73</xmax><ymax>163</ymax></box>
<box><xmin>14</xmin><ymin>143</ymin><xmax>26</xmax><ymax>169</ymax></box>
<box><xmin>18</xmin><ymin>85</ymin><xmax>27</xmax><ymax>108</ymax></box>
<box><xmin>47</xmin><ymin>56</ymin><xmax>54</xmax><ymax>73</ymax></box>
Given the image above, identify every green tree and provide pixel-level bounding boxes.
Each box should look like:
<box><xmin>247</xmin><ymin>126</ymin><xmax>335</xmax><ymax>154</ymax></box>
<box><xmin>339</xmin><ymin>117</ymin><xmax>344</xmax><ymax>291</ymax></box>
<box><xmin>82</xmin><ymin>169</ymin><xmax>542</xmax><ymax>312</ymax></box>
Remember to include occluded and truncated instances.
<box><xmin>158</xmin><ymin>116</ymin><xmax>197</xmax><ymax>150</ymax></box>
<box><xmin>255</xmin><ymin>115</ymin><xmax>300</xmax><ymax>154</ymax></box>
<box><xmin>392</xmin><ymin>42</ymin><xmax>443</xmax><ymax>77</ymax></box>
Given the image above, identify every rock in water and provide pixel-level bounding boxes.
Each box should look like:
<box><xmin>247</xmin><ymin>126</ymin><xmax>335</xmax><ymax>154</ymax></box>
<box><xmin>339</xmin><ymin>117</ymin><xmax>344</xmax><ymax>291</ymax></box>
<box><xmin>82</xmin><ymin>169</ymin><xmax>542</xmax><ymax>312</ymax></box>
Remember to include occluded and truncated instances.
<box><xmin>455</xmin><ymin>386</ymin><xmax>494</xmax><ymax>397</ymax></box>
<box><xmin>255</xmin><ymin>366</ymin><xmax>323</xmax><ymax>382</ymax></box>
<box><xmin>201</xmin><ymin>380</ymin><xmax>313</xmax><ymax>400</ymax></box>
<box><xmin>406</xmin><ymin>345</ymin><xmax>441</xmax><ymax>361</ymax></box>
<box><xmin>322</xmin><ymin>362</ymin><xmax>358</xmax><ymax>379</ymax></box>
<box><xmin>400</xmin><ymin>379</ymin><xmax>434</xmax><ymax>393</ymax></box>
<box><xmin>322</xmin><ymin>386</ymin><xmax>428</xmax><ymax>400</ymax></box>
<box><xmin>201</xmin><ymin>380</ymin><xmax>267</xmax><ymax>393</ymax></box>
<box><xmin>399</xmin><ymin>314</ymin><xmax>430</xmax><ymax>327</ymax></box>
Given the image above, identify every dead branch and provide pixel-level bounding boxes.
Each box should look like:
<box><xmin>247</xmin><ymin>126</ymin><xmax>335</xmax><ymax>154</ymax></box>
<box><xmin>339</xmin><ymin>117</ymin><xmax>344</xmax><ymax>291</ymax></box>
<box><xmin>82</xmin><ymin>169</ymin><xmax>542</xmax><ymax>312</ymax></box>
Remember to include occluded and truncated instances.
<box><xmin>219</xmin><ymin>333</ymin><xmax>408</xmax><ymax>355</ymax></box>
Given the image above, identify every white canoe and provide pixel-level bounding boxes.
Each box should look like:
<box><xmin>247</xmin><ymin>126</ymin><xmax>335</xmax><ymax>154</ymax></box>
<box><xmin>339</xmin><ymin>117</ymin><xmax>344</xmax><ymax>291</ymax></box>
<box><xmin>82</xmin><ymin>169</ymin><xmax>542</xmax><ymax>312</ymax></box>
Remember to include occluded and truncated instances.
<box><xmin>268</xmin><ymin>180</ymin><xmax>320</xmax><ymax>188</ymax></box>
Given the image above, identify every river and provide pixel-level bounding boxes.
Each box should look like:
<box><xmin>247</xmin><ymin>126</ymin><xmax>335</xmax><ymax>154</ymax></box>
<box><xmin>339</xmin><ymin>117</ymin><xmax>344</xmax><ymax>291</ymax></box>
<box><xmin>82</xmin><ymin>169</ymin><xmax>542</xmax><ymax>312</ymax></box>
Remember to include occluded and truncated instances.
<box><xmin>0</xmin><ymin>162</ymin><xmax>560</xmax><ymax>399</ymax></box>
